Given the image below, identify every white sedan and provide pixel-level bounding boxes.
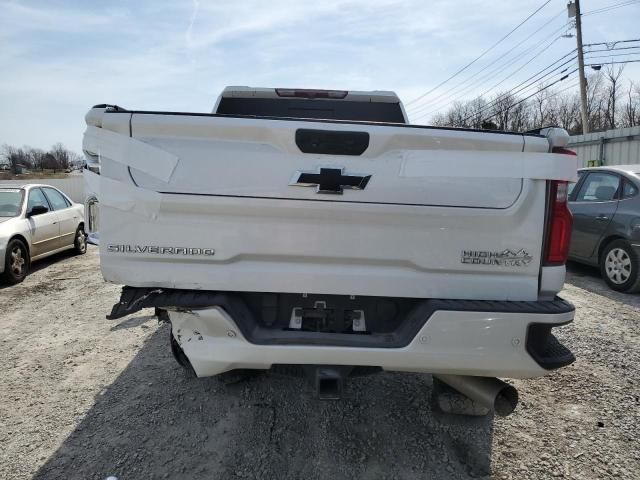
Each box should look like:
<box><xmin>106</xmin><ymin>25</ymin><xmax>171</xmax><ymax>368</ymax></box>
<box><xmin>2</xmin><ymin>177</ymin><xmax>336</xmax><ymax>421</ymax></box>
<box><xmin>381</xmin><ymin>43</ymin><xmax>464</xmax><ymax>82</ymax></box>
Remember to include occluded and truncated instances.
<box><xmin>0</xmin><ymin>184</ymin><xmax>86</xmax><ymax>284</ymax></box>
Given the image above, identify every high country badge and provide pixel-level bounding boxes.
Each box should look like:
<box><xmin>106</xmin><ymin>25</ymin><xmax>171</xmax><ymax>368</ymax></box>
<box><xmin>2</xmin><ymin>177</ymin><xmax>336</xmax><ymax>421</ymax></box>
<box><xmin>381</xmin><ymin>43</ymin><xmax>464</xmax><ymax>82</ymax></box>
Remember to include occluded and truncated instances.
<box><xmin>461</xmin><ymin>249</ymin><xmax>532</xmax><ymax>266</ymax></box>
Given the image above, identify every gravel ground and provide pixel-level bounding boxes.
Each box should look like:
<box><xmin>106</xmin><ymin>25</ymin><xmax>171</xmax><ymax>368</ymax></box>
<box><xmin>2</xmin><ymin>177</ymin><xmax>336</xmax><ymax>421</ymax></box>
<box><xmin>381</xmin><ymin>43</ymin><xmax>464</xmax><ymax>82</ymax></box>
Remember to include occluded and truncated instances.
<box><xmin>0</xmin><ymin>247</ymin><xmax>638</xmax><ymax>479</ymax></box>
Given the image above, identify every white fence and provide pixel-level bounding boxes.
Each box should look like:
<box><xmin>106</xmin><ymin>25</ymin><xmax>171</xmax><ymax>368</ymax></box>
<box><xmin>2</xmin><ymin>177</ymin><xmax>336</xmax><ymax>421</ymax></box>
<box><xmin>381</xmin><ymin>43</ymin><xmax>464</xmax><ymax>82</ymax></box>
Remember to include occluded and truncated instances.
<box><xmin>568</xmin><ymin>126</ymin><xmax>640</xmax><ymax>168</ymax></box>
<box><xmin>0</xmin><ymin>175</ymin><xmax>85</xmax><ymax>203</ymax></box>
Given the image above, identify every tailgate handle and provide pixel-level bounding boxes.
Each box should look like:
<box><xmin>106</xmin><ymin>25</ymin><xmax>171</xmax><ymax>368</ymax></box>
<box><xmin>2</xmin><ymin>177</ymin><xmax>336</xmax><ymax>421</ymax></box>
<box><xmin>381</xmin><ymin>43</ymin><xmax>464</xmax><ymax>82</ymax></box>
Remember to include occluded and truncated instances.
<box><xmin>295</xmin><ymin>129</ymin><xmax>369</xmax><ymax>156</ymax></box>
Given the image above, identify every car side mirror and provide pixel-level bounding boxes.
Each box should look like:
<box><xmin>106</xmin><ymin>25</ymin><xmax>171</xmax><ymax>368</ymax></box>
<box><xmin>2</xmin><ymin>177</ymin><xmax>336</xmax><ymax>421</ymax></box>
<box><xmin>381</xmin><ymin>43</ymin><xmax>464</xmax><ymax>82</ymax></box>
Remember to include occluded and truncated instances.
<box><xmin>27</xmin><ymin>205</ymin><xmax>49</xmax><ymax>217</ymax></box>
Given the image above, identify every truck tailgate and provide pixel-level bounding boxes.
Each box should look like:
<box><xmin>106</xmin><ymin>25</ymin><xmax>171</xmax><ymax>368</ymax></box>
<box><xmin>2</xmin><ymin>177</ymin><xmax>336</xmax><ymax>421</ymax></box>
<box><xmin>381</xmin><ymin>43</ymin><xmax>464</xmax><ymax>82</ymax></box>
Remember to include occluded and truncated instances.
<box><xmin>127</xmin><ymin>114</ymin><xmax>533</xmax><ymax>208</ymax></box>
<box><xmin>85</xmin><ymin>110</ymin><xmax>576</xmax><ymax>301</ymax></box>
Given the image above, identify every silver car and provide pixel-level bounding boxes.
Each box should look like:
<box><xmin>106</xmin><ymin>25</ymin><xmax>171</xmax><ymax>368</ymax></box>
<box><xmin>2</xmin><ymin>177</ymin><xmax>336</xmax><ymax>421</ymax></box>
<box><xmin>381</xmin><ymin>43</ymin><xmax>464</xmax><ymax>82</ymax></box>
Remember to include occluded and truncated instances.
<box><xmin>568</xmin><ymin>164</ymin><xmax>640</xmax><ymax>292</ymax></box>
<box><xmin>0</xmin><ymin>184</ymin><xmax>86</xmax><ymax>284</ymax></box>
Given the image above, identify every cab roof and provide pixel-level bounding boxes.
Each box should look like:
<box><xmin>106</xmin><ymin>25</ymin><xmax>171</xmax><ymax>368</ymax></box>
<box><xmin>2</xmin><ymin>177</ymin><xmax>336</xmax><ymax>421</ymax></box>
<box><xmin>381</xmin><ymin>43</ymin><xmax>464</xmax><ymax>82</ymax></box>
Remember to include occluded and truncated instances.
<box><xmin>219</xmin><ymin>86</ymin><xmax>401</xmax><ymax>104</ymax></box>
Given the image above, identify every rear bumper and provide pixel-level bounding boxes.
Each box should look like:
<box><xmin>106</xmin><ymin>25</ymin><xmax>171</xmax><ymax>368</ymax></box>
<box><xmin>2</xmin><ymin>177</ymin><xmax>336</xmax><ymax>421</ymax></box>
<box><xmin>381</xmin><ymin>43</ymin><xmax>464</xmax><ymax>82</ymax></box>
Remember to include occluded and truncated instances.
<box><xmin>167</xmin><ymin>297</ymin><xmax>575</xmax><ymax>379</ymax></box>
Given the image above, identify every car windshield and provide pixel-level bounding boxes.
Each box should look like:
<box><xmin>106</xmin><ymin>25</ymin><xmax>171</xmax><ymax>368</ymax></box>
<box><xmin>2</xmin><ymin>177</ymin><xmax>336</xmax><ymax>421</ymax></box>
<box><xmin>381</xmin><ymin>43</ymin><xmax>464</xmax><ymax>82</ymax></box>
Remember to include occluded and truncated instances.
<box><xmin>0</xmin><ymin>189</ymin><xmax>24</xmax><ymax>217</ymax></box>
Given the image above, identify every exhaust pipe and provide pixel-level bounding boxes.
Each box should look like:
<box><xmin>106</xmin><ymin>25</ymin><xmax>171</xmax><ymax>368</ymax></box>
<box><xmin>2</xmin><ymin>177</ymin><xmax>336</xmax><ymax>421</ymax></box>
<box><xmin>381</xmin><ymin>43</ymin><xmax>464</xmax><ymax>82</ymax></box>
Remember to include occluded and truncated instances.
<box><xmin>434</xmin><ymin>374</ymin><xmax>519</xmax><ymax>417</ymax></box>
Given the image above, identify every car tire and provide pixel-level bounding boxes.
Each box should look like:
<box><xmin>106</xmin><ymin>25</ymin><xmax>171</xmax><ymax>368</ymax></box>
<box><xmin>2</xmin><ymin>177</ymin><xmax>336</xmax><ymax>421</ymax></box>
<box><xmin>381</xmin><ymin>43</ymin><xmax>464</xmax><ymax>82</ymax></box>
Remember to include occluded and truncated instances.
<box><xmin>1</xmin><ymin>238</ymin><xmax>29</xmax><ymax>285</ymax></box>
<box><xmin>600</xmin><ymin>239</ymin><xmax>640</xmax><ymax>293</ymax></box>
<box><xmin>73</xmin><ymin>225</ymin><xmax>87</xmax><ymax>255</ymax></box>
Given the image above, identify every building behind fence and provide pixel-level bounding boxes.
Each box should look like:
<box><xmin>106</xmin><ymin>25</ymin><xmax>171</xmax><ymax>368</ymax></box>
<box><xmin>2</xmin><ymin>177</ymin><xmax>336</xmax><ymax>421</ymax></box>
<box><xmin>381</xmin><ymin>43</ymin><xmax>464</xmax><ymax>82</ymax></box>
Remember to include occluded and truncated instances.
<box><xmin>568</xmin><ymin>126</ymin><xmax>640</xmax><ymax>168</ymax></box>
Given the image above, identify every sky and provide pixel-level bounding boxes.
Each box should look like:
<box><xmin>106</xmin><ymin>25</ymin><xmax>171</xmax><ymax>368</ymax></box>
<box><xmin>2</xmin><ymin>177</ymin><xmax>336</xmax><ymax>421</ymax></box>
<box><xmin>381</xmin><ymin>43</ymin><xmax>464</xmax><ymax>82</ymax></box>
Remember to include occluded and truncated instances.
<box><xmin>1</xmin><ymin>0</ymin><xmax>639</xmax><ymax>153</ymax></box>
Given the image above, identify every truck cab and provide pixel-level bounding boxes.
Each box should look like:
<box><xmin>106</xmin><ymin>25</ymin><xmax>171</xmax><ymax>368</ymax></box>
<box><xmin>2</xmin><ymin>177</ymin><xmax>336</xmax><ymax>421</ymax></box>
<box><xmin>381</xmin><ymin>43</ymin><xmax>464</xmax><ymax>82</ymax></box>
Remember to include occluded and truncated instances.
<box><xmin>213</xmin><ymin>86</ymin><xmax>409</xmax><ymax>123</ymax></box>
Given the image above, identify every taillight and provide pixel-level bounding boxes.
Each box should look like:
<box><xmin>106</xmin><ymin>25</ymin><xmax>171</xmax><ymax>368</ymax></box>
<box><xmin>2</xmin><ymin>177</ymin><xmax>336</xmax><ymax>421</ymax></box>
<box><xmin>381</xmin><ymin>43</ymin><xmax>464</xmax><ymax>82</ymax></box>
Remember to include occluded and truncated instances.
<box><xmin>551</xmin><ymin>146</ymin><xmax>577</xmax><ymax>156</ymax></box>
<box><xmin>544</xmin><ymin>181</ymin><xmax>573</xmax><ymax>265</ymax></box>
<box><xmin>275</xmin><ymin>88</ymin><xmax>348</xmax><ymax>99</ymax></box>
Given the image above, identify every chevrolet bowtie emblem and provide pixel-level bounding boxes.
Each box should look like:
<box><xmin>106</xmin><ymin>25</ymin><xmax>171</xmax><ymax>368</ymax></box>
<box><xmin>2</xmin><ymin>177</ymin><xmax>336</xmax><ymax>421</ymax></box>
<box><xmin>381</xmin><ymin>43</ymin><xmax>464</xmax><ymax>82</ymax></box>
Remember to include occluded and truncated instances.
<box><xmin>289</xmin><ymin>167</ymin><xmax>371</xmax><ymax>194</ymax></box>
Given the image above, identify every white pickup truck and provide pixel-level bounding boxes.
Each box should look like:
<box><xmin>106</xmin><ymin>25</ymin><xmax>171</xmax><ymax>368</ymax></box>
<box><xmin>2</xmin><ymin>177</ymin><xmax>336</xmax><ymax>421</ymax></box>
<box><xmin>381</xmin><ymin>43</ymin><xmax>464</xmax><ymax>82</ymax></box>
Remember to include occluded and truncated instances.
<box><xmin>83</xmin><ymin>86</ymin><xmax>577</xmax><ymax>415</ymax></box>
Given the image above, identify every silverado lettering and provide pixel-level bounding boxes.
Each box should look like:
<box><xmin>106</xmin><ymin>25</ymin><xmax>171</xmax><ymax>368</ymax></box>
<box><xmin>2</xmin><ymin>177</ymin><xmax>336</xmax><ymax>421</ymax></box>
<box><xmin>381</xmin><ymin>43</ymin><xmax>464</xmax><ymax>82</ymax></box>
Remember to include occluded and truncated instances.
<box><xmin>107</xmin><ymin>245</ymin><xmax>215</xmax><ymax>256</ymax></box>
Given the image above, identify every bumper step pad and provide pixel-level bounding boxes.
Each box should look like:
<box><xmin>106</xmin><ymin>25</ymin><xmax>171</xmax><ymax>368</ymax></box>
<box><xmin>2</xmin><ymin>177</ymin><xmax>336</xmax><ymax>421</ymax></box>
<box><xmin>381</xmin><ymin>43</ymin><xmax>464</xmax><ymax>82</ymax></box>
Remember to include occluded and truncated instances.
<box><xmin>526</xmin><ymin>324</ymin><xmax>576</xmax><ymax>370</ymax></box>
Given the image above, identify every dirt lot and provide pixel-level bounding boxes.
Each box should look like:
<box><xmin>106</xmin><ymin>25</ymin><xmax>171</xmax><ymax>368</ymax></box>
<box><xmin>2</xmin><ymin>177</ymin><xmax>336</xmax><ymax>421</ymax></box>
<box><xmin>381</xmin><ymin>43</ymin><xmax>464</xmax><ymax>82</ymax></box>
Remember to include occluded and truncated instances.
<box><xmin>1</xmin><ymin>247</ymin><xmax>639</xmax><ymax>480</ymax></box>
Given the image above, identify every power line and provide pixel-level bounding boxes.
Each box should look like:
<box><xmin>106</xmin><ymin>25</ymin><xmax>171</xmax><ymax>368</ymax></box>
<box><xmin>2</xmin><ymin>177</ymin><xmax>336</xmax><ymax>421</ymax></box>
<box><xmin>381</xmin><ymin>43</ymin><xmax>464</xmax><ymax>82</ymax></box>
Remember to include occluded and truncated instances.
<box><xmin>407</xmin><ymin>20</ymin><xmax>569</xmax><ymax>116</ymax></box>
<box><xmin>413</xmin><ymin>50</ymin><xmax>577</xmax><ymax>122</ymax></box>
<box><xmin>475</xmin><ymin>70</ymin><xmax>576</xmax><ymax>124</ymax></box>
<box><xmin>423</xmin><ymin>53</ymin><xmax>640</xmax><ymax>126</ymax></box>
<box><xmin>585</xmin><ymin>44</ymin><xmax>640</xmax><ymax>54</ymax></box>
<box><xmin>470</xmin><ymin>70</ymin><xmax>574</xmax><ymax>124</ymax></box>
<box><xmin>414</xmin><ymin>62</ymin><xmax>576</xmax><ymax>124</ymax></box>
<box><xmin>553</xmin><ymin>81</ymin><xmax>581</xmax><ymax>96</ymax></box>
<box><xmin>586</xmin><ymin>59</ymin><xmax>640</xmax><ymax>67</ymax></box>
<box><xmin>583</xmin><ymin>0</ymin><xmax>640</xmax><ymax>16</ymax></box>
<box><xmin>422</xmin><ymin>80</ymin><xmax>581</xmax><ymax>128</ymax></box>
<box><xmin>584</xmin><ymin>0</ymin><xmax>638</xmax><ymax>16</ymax></box>
<box><xmin>411</xmin><ymin>34</ymin><xmax>567</xmax><ymax>120</ymax></box>
<box><xmin>404</xmin><ymin>0</ymin><xmax>553</xmax><ymax>107</ymax></box>
<box><xmin>584</xmin><ymin>38</ymin><xmax>640</xmax><ymax>47</ymax></box>
<box><xmin>408</xmin><ymin>28</ymin><xmax>564</xmax><ymax>117</ymax></box>
<box><xmin>436</xmin><ymin>68</ymin><xmax>569</xmax><ymax>127</ymax></box>
<box><xmin>437</xmin><ymin>35</ymin><xmax>563</xmax><ymax>114</ymax></box>
<box><xmin>416</xmin><ymin>40</ymin><xmax>640</xmax><ymax>123</ymax></box>
<box><xmin>585</xmin><ymin>51</ymin><xmax>640</xmax><ymax>61</ymax></box>
<box><xmin>450</xmin><ymin>60</ymin><xmax>577</xmax><ymax>125</ymax></box>
<box><xmin>405</xmin><ymin>9</ymin><xmax>567</xmax><ymax>113</ymax></box>
<box><xmin>471</xmin><ymin>60</ymin><xmax>640</xmax><ymax>127</ymax></box>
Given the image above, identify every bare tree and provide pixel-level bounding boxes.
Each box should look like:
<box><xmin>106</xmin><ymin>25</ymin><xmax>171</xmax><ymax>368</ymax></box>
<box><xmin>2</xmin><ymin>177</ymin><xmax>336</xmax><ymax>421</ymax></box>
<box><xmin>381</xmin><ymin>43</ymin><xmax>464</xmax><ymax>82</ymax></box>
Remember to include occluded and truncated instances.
<box><xmin>1</xmin><ymin>144</ymin><xmax>81</xmax><ymax>174</ymax></box>
<box><xmin>430</xmin><ymin>112</ymin><xmax>448</xmax><ymax>127</ymax></box>
<box><xmin>489</xmin><ymin>91</ymin><xmax>517</xmax><ymax>131</ymax></box>
<box><xmin>24</xmin><ymin>147</ymin><xmax>46</xmax><ymax>171</ymax></box>
<box><xmin>443</xmin><ymin>101</ymin><xmax>472</xmax><ymax>128</ymax></box>
<box><xmin>531</xmin><ymin>86</ymin><xmax>557</xmax><ymax>128</ymax></box>
<box><xmin>586</xmin><ymin>72</ymin><xmax>605</xmax><ymax>132</ymax></box>
<box><xmin>1</xmin><ymin>145</ymin><xmax>29</xmax><ymax>173</ymax></box>
<box><xmin>467</xmin><ymin>97</ymin><xmax>488</xmax><ymax>129</ymax></box>
<box><xmin>603</xmin><ymin>65</ymin><xmax>625</xmax><ymax>129</ymax></box>
<box><xmin>49</xmin><ymin>142</ymin><xmax>71</xmax><ymax>172</ymax></box>
<box><xmin>557</xmin><ymin>93</ymin><xmax>581</xmax><ymax>133</ymax></box>
<box><xmin>68</xmin><ymin>151</ymin><xmax>84</xmax><ymax>169</ymax></box>
<box><xmin>621</xmin><ymin>80</ymin><xmax>640</xmax><ymax>128</ymax></box>
<box><xmin>427</xmin><ymin>69</ymin><xmax>639</xmax><ymax>133</ymax></box>
<box><xmin>509</xmin><ymin>101</ymin><xmax>529</xmax><ymax>132</ymax></box>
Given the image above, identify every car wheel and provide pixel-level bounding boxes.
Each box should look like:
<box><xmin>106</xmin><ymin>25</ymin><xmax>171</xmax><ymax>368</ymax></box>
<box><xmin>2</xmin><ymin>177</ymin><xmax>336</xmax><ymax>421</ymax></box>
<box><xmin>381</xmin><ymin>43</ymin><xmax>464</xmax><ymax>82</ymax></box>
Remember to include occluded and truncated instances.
<box><xmin>74</xmin><ymin>226</ymin><xmax>87</xmax><ymax>255</ymax></box>
<box><xmin>1</xmin><ymin>238</ymin><xmax>29</xmax><ymax>285</ymax></box>
<box><xmin>600</xmin><ymin>239</ymin><xmax>640</xmax><ymax>293</ymax></box>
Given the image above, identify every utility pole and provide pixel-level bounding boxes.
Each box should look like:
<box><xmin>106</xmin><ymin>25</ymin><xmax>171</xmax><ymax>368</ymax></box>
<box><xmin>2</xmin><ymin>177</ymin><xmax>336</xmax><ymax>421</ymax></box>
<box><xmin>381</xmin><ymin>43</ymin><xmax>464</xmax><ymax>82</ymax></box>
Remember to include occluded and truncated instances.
<box><xmin>570</xmin><ymin>0</ymin><xmax>590</xmax><ymax>134</ymax></box>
